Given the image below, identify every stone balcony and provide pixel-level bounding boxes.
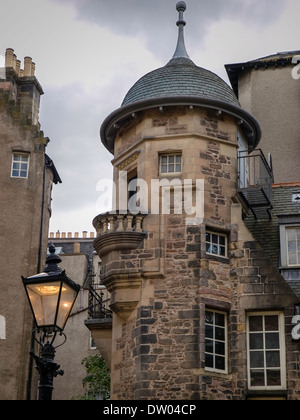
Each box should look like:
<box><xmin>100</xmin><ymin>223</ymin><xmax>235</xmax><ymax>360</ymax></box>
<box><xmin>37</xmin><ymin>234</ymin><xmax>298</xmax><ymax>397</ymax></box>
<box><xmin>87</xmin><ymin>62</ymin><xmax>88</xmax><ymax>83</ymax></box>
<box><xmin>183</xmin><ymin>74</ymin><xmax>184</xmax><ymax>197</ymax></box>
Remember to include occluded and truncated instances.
<box><xmin>92</xmin><ymin>211</ymin><xmax>148</xmax><ymax>320</ymax></box>
<box><xmin>93</xmin><ymin>211</ymin><xmax>147</xmax><ymax>258</ymax></box>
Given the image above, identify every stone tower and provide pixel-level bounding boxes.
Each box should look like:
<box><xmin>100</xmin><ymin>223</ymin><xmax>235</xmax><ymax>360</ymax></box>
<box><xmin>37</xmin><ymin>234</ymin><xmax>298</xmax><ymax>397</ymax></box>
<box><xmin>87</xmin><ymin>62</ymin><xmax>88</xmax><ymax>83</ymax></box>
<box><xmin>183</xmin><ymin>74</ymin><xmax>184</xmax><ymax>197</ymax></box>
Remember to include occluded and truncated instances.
<box><xmin>0</xmin><ymin>49</ymin><xmax>61</xmax><ymax>400</ymax></box>
<box><xmin>89</xmin><ymin>3</ymin><xmax>300</xmax><ymax>400</ymax></box>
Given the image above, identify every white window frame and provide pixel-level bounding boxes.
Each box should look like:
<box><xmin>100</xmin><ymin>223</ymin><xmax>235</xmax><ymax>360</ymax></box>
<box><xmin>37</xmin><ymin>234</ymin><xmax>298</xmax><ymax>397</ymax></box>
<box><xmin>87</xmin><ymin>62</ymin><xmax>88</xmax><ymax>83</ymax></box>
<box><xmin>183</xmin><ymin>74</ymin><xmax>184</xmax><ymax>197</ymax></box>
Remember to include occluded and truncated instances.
<box><xmin>206</xmin><ymin>231</ymin><xmax>228</xmax><ymax>258</ymax></box>
<box><xmin>11</xmin><ymin>153</ymin><xmax>30</xmax><ymax>179</ymax></box>
<box><xmin>279</xmin><ymin>224</ymin><xmax>300</xmax><ymax>268</ymax></box>
<box><xmin>205</xmin><ymin>309</ymin><xmax>228</xmax><ymax>374</ymax></box>
<box><xmin>247</xmin><ymin>312</ymin><xmax>286</xmax><ymax>391</ymax></box>
<box><xmin>159</xmin><ymin>153</ymin><xmax>182</xmax><ymax>175</ymax></box>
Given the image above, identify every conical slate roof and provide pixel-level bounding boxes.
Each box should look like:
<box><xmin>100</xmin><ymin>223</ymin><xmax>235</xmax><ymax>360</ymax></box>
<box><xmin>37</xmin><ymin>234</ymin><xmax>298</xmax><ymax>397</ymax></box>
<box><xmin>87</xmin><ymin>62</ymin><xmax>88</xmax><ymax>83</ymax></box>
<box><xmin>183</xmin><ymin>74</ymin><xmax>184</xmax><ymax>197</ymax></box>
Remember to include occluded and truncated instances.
<box><xmin>122</xmin><ymin>57</ymin><xmax>240</xmax><ymax>108</ymax></box>
<box><xmin>100</xmin><ymin>2</ymin><xmax>261</xmax><ymax>154</ymax></box>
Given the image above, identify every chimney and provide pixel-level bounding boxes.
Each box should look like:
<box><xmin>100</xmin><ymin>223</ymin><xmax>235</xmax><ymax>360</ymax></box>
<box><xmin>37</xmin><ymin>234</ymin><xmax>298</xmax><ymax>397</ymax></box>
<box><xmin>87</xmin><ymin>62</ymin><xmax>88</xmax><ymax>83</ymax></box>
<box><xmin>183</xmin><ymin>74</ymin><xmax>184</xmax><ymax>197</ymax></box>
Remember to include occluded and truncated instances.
<box><xmin>5</xmin><ymin>48</ymin><xmax>14</xmax><ymax>68</ymax></box>
<box><xmin>74</xmin><ymin>243</ymin><xmax>80</xmax><ymax>254</ymax></box>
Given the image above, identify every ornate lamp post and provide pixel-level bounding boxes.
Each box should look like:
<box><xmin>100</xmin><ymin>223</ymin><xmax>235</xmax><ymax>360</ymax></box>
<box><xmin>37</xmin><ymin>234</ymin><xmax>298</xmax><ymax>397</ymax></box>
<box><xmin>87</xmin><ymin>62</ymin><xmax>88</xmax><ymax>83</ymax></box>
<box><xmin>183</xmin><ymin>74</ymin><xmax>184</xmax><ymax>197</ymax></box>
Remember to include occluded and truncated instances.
<box><xmin>22</xmin><ymin>243</ymin><xmax>80</xmax><ymax>400</ymax></box>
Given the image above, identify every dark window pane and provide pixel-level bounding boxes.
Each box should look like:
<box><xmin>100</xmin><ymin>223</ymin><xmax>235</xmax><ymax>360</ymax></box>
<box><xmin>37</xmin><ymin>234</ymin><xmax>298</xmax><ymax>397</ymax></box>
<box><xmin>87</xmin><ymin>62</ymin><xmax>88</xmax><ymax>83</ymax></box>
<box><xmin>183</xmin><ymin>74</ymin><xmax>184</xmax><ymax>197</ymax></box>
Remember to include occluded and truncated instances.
<box><xmin>267</xmin><ymin>370</ymin><xmax>281</xmax><ymax>386</ymax></box>
<box><xmin>266</xmin><ymin>351</ymin><xmax>280</xmax><ymax>368</ymax></box>
<box><xmin>250</xmin><ymin>351</ymin><xmax>264</xmax><ymax>368</ymax></box>
<box><xmin>265</xmin><ymin>315</ymin><xmax>278</xmax><ymax>331</ymax></box>
<box><xmin>215</xmin><ymin>327</ymin><xmax>225</xmax><ymax>341</ymax></box>
<box><xmin>250</xmin><ymin>333</ymin><xmax>263</xmax><ymax>350</ymax></box>
<box><xmin>205</xmin><ymin>353</ymin><xmax>213</xmax><ymax>368</ymax></box>
<box><xmin>212</xmin><ymin>234</ymin><xmax>218</xmax><ymax>244</ymax></box>
<box><xmin>205</xmin><ymin>311</ymin><xmax>213</xmax><ymax>324</ymax></box>
<box><xmin>219</xmin><ymin>246</ymin><xmax>226</xmax><ymax>256</ymax></box>
<box><xmin>215</xmin><ymin>356</ymin><xmax>225</xmax><ymax>371</ymax></box>
<box><xmin>205</xmin><ymin>339</ymin><xmax>213</xmax><ymax>353</ymax></box>
<box><xmin>265</xmin><ymin>333</ymin><xmax>279</xmax><ymax>349</ymax></box>
<box><xmin>249</xmin><ymin>316</ymin><xmax>263</xmax><ymax>332</ymax></box>
<box><xmin>251</xmin><ymin>370</ymin><xmax>265</xmax><ymax>387</ymax></box>
<box><xmin>205</xmin><ymin>325</ymin><xmax>213</xmax><ymax>339</ymax></box>
<box><xmin>211</xmin><ymin>244</ymin><xmax>218</xmax><ymax>255</ymax></box>
<box><xmin>206</xmin><ymin>244</ymin><xmax>211</xmax><ymax>253</ymax></box>
<box><xmin>219</xmin><ymin>235</ymin><xmax>226</xmax><ymax>246</ymax></box>
<box><xmin>215</xmin><ymin>341</ymin><xmax>225</xmax><ymax>356</ymax></box>
<box><xmin>206</xmin><ymin>233</ymin><xmax>211</xmax><ymax>242</ymax></box>
<box><xmin>215</xmin><ymin>312</ymin><xmax>225</xmax><ymax>327</ymax></box>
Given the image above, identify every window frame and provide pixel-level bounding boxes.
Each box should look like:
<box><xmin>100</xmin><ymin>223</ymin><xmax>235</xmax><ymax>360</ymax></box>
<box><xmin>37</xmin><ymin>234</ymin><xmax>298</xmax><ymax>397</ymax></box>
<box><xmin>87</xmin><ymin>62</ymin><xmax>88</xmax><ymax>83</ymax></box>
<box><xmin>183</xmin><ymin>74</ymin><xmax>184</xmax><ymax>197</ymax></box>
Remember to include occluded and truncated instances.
<box><xmin>204</xmin><ymin>309</ymin><xmax>228</xmax><ymax>374</ymax></box>
<box><xmin>247</xmin><ymin>311</ymin><xmax>286</xmax><ymax>391</ymax></box>
<box><xmin>279</xmin><ymin>223</ymin><xmax>300</xmax><ymax>268</ymax></box>
<box><xmin>159</xmin><ymin>153</ymin><xmax>182</xmax><ymax>175</ymax></box>
<box><xmin>206</xmin><ymin>230</ymin><xmax>228</xmax><ymax>259</ymax></box>
<box><xmin>11</xmin><ymin>152</ymin><xmax>30</xmax><ymax>179</ymax></box>
<box><xmin>285</xmin><ymin>226</ymin><xmax>300</xmax><ymax>267</ymax></box>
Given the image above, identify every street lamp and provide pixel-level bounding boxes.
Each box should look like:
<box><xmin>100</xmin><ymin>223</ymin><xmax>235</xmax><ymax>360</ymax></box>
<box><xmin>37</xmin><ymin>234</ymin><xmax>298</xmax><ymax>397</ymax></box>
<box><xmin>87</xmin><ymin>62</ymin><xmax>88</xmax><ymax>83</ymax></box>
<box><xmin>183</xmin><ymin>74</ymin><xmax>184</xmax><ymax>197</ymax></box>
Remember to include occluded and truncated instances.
<box><xmin>22</xmin><ymin>243</ymin><xmax>80</xmax><ymax>400</ymax></box>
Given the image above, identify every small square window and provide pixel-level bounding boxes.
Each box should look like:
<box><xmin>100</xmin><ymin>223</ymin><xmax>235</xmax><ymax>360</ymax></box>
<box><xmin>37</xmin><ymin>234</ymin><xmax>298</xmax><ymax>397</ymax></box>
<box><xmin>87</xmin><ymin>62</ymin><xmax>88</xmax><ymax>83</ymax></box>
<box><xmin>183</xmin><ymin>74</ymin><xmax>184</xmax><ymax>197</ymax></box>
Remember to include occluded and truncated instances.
<box><xmin>160</xmin><ymin>154</ymin><xmax>182</xmax><ymax>174</ymax></box>
<box><xmin>206</xmin><ymin>231</ymin><xmax>228</xmax><ymax>258</ymax></box>
<box><xmin>11</xmin><ymin>153</ymin><xmax>29</xmax><ymax>179</ymax></box>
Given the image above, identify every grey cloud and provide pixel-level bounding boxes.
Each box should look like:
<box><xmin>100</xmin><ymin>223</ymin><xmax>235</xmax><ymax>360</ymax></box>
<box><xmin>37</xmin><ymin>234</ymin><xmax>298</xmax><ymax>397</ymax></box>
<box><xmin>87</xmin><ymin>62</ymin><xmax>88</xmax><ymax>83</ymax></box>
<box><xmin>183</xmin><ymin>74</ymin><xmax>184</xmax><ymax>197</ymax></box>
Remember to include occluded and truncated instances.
<box><xmin>51</xmin><ymin>0</ymin><xmax>285</xmax><ymax>60</ymax></box>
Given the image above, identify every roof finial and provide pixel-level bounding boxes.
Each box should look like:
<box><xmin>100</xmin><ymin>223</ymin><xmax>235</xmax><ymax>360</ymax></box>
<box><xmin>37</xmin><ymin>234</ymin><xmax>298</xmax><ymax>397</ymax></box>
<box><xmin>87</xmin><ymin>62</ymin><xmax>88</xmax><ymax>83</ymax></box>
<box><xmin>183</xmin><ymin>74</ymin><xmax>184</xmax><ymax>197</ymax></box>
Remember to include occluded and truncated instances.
<box><xmin>173</xmin><ymin>1</ymin><xmax>189</xmax><ymax>59</ymax></box>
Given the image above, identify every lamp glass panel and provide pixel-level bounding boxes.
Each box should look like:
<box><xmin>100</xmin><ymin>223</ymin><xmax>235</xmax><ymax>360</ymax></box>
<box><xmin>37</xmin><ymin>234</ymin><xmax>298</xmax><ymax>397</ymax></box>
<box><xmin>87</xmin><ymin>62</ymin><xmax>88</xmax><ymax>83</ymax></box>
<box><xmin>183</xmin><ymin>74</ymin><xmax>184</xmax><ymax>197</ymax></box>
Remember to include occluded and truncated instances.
<box><xmin>26</xmin><ymin>281</ymin><xmax>61</xmax><ymax>327</ymax></box>
<box><xmin>55</xmin><ymin>282</ymin><xmax>78</xmax><ymax>330</ymax></box>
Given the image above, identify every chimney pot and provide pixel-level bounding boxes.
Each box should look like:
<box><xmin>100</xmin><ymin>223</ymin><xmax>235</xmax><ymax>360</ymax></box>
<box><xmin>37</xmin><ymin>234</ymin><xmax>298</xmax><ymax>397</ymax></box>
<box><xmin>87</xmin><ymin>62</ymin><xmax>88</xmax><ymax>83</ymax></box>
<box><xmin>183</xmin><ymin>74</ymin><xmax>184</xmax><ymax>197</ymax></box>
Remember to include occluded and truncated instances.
<box><xmin>24</xmin><ymin>56</ymin><xmax>32</xmax><ymax>77</ymax></box>
<box><xmin>5</xmin><ymin>48</ymin><xmax>14</xmax><ymax>68</ymax></box>
<box><xmin>12</xmin><ymin>54</ymin><xmax>17</xmax><ymax>71</ymax></box>
<box><xmin>16</xmin><ymin>60</ymin><xmax>21</xmax><ymax>76</ymax></box>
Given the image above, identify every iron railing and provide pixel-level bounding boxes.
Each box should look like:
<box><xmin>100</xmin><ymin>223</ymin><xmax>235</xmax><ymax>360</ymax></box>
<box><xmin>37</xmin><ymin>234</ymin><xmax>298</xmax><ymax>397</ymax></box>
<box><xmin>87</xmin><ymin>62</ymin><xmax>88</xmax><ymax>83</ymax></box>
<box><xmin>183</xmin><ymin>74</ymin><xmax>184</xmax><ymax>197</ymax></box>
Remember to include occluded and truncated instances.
<box><xmin>88</xmin><ymin>283</ymin><xmax>112</xmax><ymax>320</ymax></box>
<box><xmin>238</xmin><ymin>149</ymin><xmax>274</xmax><ymax>219</ymax></box>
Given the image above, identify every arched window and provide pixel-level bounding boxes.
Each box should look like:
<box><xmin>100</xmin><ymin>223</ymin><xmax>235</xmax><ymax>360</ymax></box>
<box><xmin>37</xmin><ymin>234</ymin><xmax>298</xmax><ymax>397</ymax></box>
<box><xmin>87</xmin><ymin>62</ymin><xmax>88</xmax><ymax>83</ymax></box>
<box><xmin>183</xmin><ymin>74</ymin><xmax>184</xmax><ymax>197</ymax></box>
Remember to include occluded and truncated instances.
<box><xmin>0</xmin><ymin>316</ymin><xmax>6</xmax><ymax>339</ymax></box>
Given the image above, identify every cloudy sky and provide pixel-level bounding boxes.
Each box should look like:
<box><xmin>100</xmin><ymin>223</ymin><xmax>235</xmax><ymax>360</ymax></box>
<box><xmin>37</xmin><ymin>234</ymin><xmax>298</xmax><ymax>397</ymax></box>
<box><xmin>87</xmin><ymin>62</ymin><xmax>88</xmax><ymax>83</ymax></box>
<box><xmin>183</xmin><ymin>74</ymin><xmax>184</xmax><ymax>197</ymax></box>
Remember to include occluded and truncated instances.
<box><xmin>0</xmin><ymin>0</ymin><xmax>299</xmax><ymax>235</ymax></box>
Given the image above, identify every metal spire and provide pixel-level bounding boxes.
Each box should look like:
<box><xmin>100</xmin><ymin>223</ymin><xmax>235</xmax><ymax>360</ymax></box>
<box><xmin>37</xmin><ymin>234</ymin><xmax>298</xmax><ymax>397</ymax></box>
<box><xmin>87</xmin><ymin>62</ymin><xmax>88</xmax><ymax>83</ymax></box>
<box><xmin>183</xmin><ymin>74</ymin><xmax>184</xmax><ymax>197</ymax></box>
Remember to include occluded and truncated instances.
<box><xmin>172</xmin><ymin>1</ymin><xmax>189</xmax><ymax>59</ymax></box>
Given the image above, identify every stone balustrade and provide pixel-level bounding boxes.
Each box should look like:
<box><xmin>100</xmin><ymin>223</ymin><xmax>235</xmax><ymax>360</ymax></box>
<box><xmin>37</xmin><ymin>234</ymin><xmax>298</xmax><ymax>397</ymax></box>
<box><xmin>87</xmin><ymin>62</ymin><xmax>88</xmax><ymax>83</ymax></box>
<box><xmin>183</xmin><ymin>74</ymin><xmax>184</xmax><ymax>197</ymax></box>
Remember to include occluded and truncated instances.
<box><xmin>93</xmin><ymin>211</ymin><xmax>147</xmax><ymax>237</ymax></box>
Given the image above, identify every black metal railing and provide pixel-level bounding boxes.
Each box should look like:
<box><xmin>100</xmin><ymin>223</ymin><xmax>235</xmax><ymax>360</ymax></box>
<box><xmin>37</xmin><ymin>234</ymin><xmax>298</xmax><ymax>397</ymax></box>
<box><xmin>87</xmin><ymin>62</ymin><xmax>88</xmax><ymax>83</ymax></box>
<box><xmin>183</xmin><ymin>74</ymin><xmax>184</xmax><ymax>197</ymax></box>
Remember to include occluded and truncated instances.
<box><xmin>88</xmin><ymin>283</ymin><xmax>112</xmax><ymax>320</ymax></box>
<box><xmin>238</xmin><ymin>149</ymin><xmax>274</xmax><ymax>219</ymax></box>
